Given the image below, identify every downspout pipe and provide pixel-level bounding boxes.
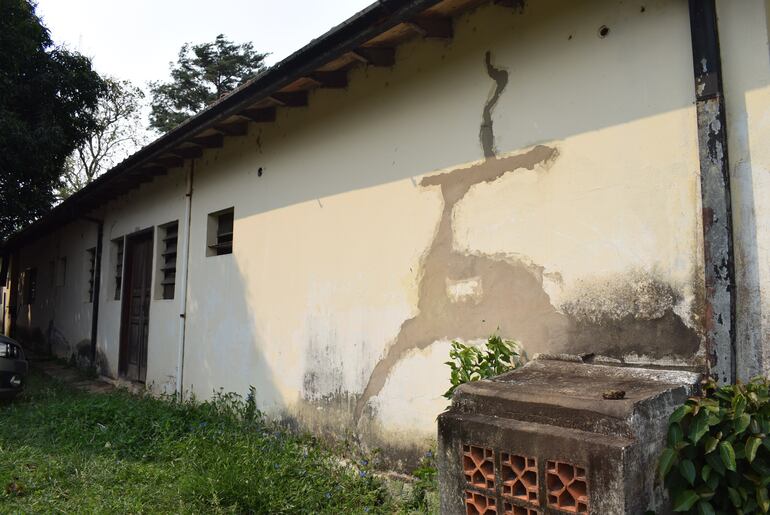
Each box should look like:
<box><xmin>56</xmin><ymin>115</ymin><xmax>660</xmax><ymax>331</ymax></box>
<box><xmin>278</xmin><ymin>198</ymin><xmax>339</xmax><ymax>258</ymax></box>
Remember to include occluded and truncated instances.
<box><xmin>84</xmin><ymin>216</ymin><xmax>104</xmax><ymax>368</ymax></box>
<box><xmin>176</xmin><ymin>162</ymin><xmax>194</xmax><ymax>398</ymax></box>
<box><xmin>688</xmin><ymin>0</ymin><xmax>736</xmax><ymax>384</ymax></box>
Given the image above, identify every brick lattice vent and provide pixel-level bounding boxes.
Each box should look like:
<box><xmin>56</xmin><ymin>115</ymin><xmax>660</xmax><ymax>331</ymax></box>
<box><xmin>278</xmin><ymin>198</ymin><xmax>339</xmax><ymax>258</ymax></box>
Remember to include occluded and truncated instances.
<box><xmin>463</xmin><ymin>445</ymin><xmax>496</xmax><ymax>490</ymax></box>
<box><xmin>500</xmin><ymin>452</ymin><xmax>538</xmax><ymax>505</ymax></box>
<box><xmin>466</xmin><ymin>490</ymin><xmax>498</xmax><ymax>515</ymax></box>
<box><xmin>503</xmin><ymin>503</ymin><xmax>540</xmax><ymax>515</ymax></box>
<box><xmin>546</xmin><ymin>460</ymin><xmax>589</xmax><ymax>513</ymax></box>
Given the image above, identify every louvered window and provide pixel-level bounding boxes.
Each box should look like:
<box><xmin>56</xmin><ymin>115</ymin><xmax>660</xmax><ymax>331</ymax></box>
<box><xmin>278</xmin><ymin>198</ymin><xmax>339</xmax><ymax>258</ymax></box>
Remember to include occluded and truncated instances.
<box><xmin>114</xmin><ymin>238</ymin><xmax>124</xmax><ymax>300</ymax></box>
<box><xmin>160</xmin><ymin>222</ymin><xmax>178</xmax><ymax>299</ymax></box>
<box><xmin>87</xmin><ymin>247</ymin><xmax>96</xmax><ymax>302</ymax></box>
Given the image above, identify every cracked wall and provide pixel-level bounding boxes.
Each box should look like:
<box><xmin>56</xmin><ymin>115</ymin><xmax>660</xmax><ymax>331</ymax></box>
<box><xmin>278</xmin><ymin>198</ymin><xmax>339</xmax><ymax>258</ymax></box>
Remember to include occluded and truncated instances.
<box><xmin>178</xmin><ymin>0</ymin><xmax>705</xmax><ymax>469</ymax></box>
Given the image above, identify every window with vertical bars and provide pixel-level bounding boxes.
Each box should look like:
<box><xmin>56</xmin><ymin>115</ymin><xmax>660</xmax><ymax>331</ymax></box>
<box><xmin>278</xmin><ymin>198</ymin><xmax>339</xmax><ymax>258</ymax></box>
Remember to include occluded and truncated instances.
<box><xmin>160</xmin><ymin>222</ymin><xmax>178</xmax><ymax>299</ymax></box>
<box><xmin>114</xmin><ymin>238</ymin><xmax>124</xmax><ymax>300</ymax></box>
<box><xmin>87</xmin><ymin>247</ymin><xmax>96</xmax><ymax>302</ymax></box>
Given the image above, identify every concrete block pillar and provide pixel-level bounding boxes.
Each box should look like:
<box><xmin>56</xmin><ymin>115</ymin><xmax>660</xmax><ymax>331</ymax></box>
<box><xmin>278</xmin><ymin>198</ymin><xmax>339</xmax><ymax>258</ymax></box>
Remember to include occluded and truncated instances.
<box><xmin>437</xmin><ymin>356</ymin><xmax>701</xmax><ymax>514</ymax></box>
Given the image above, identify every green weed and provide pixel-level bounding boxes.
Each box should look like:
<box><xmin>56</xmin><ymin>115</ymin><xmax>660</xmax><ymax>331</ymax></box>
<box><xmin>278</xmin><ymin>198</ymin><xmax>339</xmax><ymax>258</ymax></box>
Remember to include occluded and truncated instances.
<box><xmin>0</xmin><ymin>371</ymin><xmax>436</xmax><ymax>514</ymax></box>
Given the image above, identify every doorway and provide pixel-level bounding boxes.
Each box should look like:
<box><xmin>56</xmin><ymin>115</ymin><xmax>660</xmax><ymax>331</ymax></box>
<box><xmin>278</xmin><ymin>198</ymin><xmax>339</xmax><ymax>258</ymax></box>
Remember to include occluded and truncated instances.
<box><xmin>119</xmin><ymin>229</ymin><xmax>153</xmax><ymax>382</ymax></box>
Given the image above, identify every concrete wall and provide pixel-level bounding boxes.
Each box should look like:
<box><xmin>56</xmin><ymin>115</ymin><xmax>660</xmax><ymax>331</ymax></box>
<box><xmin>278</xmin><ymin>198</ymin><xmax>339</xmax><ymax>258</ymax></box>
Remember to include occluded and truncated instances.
<box><xmin>717</xmin><ymin>0</ymin><xmax>770</xmax><ymax>381</ymax></box>
<box><xmin>182</xmin><ymin>0</ymin><xmax>704</xmax><ymax>465</ymax></box>
<box><xmin>95</xmin><ymin>168</ymin><xmax>188</xmax><ymax>390</ymax></box>
<box><xmin>9</xmin><ymin>0</ymin><xmax>716</xmax><ymax>468</ymax></box>
<box><xmin>11</xmin><ymin>219</ymin><xmax>98</xmax><ymax>360</ymax></box>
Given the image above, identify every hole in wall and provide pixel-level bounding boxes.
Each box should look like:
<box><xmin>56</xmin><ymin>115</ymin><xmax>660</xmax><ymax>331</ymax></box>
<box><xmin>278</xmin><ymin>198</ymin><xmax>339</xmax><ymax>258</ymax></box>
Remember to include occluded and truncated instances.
<box><xmin>598</xmin><ymin>25</ymin><xmax>610</xmax><ymax>38</ymax></box>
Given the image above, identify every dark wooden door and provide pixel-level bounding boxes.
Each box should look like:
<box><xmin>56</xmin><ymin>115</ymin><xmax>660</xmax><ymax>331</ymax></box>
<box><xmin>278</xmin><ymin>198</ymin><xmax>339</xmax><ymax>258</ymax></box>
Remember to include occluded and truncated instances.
<box><xmin>119</xmin><ymin>230</ymin><xmax>153</xmax><ymax>382</ymax></box>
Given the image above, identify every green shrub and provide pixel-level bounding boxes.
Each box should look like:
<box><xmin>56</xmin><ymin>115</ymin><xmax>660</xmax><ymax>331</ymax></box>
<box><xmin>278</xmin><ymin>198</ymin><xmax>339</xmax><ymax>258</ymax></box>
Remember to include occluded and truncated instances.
<box><xmin>443</xmin><ymin>334</ymin><xmax>521</xmax><ymax>400</ymax></box>
<box><xmin>659</xmin><ymin>377</ymin><xmax>770</xmax><ymax>514</ymax></box>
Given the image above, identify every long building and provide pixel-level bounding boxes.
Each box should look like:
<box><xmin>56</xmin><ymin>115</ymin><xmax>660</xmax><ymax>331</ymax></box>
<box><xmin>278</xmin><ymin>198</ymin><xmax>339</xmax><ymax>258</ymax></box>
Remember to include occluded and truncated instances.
<box><xmin>3</xmin><ymin>0</ymin><xmax>770</xmax><ymax>468</ymax></box>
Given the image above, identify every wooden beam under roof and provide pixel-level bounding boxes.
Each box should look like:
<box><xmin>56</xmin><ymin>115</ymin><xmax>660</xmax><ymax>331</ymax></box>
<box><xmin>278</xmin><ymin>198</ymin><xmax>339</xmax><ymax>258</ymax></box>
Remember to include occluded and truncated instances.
<box><xmin>135</xmin><ymin>168</ymin><xmax>170</xmax><ymax>177</ymax></box>
<box><xmin>406</xmin><ymin>15</ymin><xmax>453</xmax><ymax>39</ymax></box>
<box><xmin>171</xmin><ymin>146</ymin><xmax>203</xmax><ymax>159</ymax></box>
<box><xmin>307</xmin><ymin>71</ymin><xmax>349</xmax><ymax>89</ymax></box>
<box><xmin>240</xmin><ymin>107</ymin><xmax>277</xmax><ymax>123</ymax></box>
<box><xmin>214</xmin><ymin>120</ymin><xmax>249</xmax><ymax>136</ymax></box>
<box><xmin>493</xmin><ymin>0</ymin><xmax>524</xmax><ymax>10</ymax></box>
<box><xmin>190</xmin><ymin>133</ymin><xmax>224</xmax><ymax>148</ymax></box>
<box><xmin>151</xmin><ymin>156</ymin><xmax>184</xmax><ymax>169</ymax></box>
<box><xmin>350</xmin><ymin>47</ymin><xmax>396</xmax><ymax>67</ymax></box>
<box><xmin>268</xmin><ymin>91</ymin><xmax>309</xmax><ymax>107</ymax></box>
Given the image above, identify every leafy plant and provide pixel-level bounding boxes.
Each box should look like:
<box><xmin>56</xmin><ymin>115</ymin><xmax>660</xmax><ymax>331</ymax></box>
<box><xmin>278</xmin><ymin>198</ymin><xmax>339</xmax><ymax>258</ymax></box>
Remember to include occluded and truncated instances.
<box><xmin>443</xmin><ymin>334</ymin><xmax>521</xmax><ymax>399</ymax></box>
<box><xmin>659</xmin><ymin>377</ymin><xmax>770</xmax><ymax>514</ymax></box>
<box><xmin>404</xmin><ymin>449</ymin><xmax>438</xmax><ymax>512</ymax></box>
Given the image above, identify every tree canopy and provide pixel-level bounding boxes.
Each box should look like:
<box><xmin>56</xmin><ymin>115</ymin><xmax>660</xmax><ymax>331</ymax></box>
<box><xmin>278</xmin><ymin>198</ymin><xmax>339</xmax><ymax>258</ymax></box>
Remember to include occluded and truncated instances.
<box><xmin>0</xmin><ymin>0</ymin><xmax>106</xmax><ymax>241</ymax></box>
<box><xmin>56</xmin><ymin>79</ymin><xmax>147</xmax><ymax>200</ymax></box>
<box><xmin>149</xmin><ymin>34</ymin><xmax>268</xmax><ymax>133</ymax></box>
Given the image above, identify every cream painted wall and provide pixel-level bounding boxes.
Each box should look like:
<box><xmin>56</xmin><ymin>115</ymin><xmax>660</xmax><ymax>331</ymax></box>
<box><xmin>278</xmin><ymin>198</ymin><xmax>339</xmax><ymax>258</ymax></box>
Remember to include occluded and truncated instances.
<box><xmin>96</xmin><ymin>167</ymin><xmax>188</xmax><ymax>390</ymax></box>
<box><xmin>717</xmin><ymin>0</ymin><xmax>770</xmax><ymax>381</ymax></box>
<box><xmin>181</xmin><ymin>0</ymin><xmax>704</xmax><ymax>463</ymax></box>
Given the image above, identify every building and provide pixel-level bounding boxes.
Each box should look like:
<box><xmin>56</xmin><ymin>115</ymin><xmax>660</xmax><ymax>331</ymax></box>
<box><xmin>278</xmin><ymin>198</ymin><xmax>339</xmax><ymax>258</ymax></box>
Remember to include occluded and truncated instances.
<box><xmin>3</xmin><ymin>0</ymin><xmax>770</xmax><ymax>468</ymax></box>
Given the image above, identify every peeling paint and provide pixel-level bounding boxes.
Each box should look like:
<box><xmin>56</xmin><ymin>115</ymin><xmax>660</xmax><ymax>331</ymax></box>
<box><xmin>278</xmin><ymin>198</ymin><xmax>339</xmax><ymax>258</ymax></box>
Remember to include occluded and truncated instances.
<box><xmin>354</xmin><ymin>50</ymin><xmax>704</xmax><ymax>425</ymax></box>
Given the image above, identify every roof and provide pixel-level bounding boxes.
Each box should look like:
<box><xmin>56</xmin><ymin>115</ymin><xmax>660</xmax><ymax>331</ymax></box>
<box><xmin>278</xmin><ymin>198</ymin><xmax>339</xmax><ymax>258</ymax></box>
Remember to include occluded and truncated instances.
<box><xmin>5</xmin><ymin>0</ymin><xmax>501</xmax><ymax>249</ymax></box>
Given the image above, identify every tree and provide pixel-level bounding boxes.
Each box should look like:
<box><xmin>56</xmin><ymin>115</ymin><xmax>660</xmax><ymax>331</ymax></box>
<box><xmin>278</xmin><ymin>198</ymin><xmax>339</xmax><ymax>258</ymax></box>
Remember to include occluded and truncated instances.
<box><xmin>0</xmin><ymin>0</ymin><xmax>105</xmax><ymax>241</ymax></box>
<box><xmin>149</xmin><ymin>34</ymin><xmax>268</xmax><ymax>133</ymax></box>
<box><xmin>56</xmin><ymin>79</ymin><xmax>147</xmax><ymax>200</ymax></box>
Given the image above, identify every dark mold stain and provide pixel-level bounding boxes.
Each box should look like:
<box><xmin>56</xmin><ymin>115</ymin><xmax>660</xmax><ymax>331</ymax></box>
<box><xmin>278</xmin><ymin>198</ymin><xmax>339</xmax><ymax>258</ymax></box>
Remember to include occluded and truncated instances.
<box><xmin>480</xmin><ymin>50</ymin><xmax>508</xmax><ymax>159</ymax></box>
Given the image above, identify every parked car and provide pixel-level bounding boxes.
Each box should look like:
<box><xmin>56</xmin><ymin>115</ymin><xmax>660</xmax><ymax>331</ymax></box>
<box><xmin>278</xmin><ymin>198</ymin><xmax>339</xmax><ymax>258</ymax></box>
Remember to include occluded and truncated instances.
<box><xmin>0</xmin><ymin>336</ymin><xmax>27</xmax><ymax>399</ymax></box>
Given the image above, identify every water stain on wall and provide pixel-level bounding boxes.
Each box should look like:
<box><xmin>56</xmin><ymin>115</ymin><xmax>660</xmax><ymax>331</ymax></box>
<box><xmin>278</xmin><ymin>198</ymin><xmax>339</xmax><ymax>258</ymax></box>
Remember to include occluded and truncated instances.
<box><xmin>352</xmin><ymin>51</ymin><xmax>703</xmax><ymax>424</ymax></box>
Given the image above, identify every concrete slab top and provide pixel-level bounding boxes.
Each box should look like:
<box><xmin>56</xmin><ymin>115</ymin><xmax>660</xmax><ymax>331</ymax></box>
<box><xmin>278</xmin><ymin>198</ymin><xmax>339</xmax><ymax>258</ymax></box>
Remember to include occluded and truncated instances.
<box><xmin>454</xmin><ymin>356</ymin><xmax>701</xmax><ymax>423</ymax></box>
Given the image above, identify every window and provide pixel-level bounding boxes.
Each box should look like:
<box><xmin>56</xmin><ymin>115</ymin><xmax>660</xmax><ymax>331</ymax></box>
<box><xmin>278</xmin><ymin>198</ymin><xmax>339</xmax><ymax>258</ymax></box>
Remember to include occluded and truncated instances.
<box><xmin>87</xmin><ymin>247</ymin><xmax>96</xmax><ymax>302</ymax></box>
<box><xmin>206</xmin><ymin>208</ymin><xmax>234</xmax><ymax>256</ymax></box>
<box><xmin>114</xmin><ymin>238</ymin><xmax>124</xmax><ymax>300</ymax></box>
<box><xmin>24</xmin><ymin>268</ymin><xmax>37</xmax><ymax>305</ymax></box>
<box><xmin>159</xmin><ymin>221</ymin><xmax>178</xmax><ymax>299</ymax></box>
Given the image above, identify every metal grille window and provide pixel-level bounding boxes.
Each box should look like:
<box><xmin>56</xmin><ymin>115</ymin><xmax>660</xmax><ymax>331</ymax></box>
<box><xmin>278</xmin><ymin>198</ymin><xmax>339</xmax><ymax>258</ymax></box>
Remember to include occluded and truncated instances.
<box><xmin>207</xmin><ymin>208</ymin><xmax>234</xmax><ymax>256</ymax></box>
<box><xmin>160</xmin><ymin>222</ymin><xmax>178</xmax><ymax>299</ymax></box>
<box><xmin>87</xmin><ymin>247</ymin><xmax>96</xmax><ymax>302</ymax></box>
<box><xmin>114</xmin><ymin>238</ymin><xmax>124</xmax><ymax>300</ymax></box>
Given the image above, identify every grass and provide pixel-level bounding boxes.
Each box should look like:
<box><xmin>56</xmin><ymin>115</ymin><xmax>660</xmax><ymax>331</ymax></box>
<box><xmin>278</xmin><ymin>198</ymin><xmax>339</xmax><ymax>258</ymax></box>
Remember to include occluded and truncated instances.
<box><xmin>0</xmin><ymin>369</ymin><xmax>437</xmax><ymax>514</ymax></box>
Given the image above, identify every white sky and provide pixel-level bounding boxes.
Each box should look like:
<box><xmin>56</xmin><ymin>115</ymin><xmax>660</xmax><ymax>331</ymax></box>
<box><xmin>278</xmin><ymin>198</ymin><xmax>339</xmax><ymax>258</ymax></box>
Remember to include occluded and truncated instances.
<box><xmin>36</xmin><ymin>0</ymin><xmax>373</xmax><ymax>87</ymax></box>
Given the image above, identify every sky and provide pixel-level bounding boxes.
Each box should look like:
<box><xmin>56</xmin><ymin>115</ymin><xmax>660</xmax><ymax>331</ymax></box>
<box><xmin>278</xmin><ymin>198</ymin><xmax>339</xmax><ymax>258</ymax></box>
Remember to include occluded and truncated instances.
<box><xmin>35</xmin><ymin>0</ymin><xmax>373</xmax><ymax>88</ymax></box>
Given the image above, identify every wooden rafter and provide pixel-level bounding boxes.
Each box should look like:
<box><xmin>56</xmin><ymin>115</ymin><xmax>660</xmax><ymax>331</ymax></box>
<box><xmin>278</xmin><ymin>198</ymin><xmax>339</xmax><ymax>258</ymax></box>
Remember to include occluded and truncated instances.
<box><xmin>151</xmin><ymin>156</ymin><xmax>184</xmax><ymax>169</ymax></box>
<box><xmin>307</xmin><ymin>71</ymin><xmax>349</xmax><ymax>89</ymax></box>
<box><xmin>191</xmin><ymin>133</ymin><xmax>224</xmax><ymax>148</ymax></box>
<box><xmin>268</xmin><ymin>91</ymin><xmax>309</xmax><ymax>107</ymax></box>
<box><xmin>171</xmin><ymin>147</ymin><xmax>203</xmax><ymax>159</ymax></box>
<box><xmin>407</xmin><ymin>15</ymin><xmax>453</xmax><ymax>39</ymax></box>
<box><xmin>214</xmin><ymin>121</ymin><xmax>249</xmax><ymax>136</ymax></box>
<box><xmin>350</xmin><ymin>47</ymin><xmax>396</xmax><ymax>67</ymax></box>
<box><xmin>240</xmin><ymin>107</ymin><xmax>277</xmax><ymax>123</ymax></box>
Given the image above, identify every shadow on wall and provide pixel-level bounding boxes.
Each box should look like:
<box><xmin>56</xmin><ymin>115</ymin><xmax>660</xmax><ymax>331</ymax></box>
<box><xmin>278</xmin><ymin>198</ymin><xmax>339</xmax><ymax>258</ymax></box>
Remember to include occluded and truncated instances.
<box><xmin>183</xmin><ymin>255</ymin><xmax>283</xmax><ymax>420</ymax></box>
